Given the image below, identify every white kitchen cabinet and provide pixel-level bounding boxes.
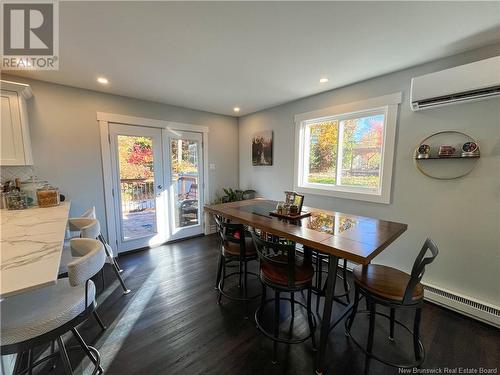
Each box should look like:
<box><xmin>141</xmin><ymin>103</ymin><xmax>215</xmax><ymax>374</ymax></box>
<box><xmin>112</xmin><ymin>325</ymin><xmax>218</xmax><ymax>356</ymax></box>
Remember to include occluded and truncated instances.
<box><xmin>1</xmin><ymin>80</ymin><xmax>33</xmax><ymax>166</ymax></box>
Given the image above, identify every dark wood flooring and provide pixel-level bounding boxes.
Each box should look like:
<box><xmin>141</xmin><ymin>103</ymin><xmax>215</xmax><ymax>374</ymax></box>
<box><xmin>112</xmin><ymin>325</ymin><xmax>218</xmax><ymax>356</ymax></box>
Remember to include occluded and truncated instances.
<box><xmin>46</xmin><ymin>235</ymin><xmax>499</xmax><ymax>375</ymax></box>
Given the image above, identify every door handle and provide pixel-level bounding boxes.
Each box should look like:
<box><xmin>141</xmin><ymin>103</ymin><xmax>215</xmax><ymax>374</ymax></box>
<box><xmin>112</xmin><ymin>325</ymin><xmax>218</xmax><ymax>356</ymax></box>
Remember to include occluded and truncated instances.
<box><xmin>157</xmin><ymin>185</ymin><xmax>163</xmax><ymax>190</ymax></box>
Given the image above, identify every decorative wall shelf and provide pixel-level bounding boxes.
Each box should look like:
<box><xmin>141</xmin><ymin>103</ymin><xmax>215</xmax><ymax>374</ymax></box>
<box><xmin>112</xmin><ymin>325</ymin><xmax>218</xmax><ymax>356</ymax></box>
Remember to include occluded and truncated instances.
<box><xmin>414</xmin><ymin>156</ymin><xmax>480</xmax><ymax>160</ymax></box>
<box><xmin>413</xmin><ymin>131</ymin><xmax>480</xmax><ymax>180</ymax></box>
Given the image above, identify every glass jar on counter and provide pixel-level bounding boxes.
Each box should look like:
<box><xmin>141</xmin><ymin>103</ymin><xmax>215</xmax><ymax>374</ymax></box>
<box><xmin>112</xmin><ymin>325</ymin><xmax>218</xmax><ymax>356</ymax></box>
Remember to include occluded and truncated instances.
<box><xmin>37</xmin><ymin>185</ymin><xmax>60</xmax><ymax>208</ymax></box>
<box><xmin>6</xmin><ymin>191</ymin><xmax>28</xmax><ymax>210</ymax></box>
<box><xmin>20</xmin><ymin>177</ymin><xmax>47</xmax><ymax>206</ymax></box>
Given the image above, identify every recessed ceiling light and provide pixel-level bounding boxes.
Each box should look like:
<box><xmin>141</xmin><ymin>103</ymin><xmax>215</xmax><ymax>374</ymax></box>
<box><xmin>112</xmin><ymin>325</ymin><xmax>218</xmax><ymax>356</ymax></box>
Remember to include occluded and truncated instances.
<box><xmin>233</xmin><ymin>107</ymin><xmax>240</xmax><ymax>113</ymax></box>
<box><xmin>319</xmin><ymin>77</ymin><xmax>329</xmax><ymax>83</ymax></box>
<box><xmin>97</xmin><ymin>77</ymin><xmax>109</xmax><ymax>84</ymax></box>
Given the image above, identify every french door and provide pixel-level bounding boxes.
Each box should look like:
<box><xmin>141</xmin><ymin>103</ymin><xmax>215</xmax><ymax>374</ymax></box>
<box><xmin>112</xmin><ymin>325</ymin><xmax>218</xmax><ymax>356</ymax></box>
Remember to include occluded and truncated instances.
<box><xmin>109</xmin><ymin>123</ymin><xmax>204</xmax><ymax>252</ymax></box>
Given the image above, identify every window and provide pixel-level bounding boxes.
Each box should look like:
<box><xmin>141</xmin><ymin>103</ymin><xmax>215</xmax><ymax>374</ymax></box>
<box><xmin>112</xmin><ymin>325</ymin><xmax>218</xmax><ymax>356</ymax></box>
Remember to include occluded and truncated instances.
<box><xmin>294</xmin><ymin>93</ymin><xmax>401</xmax><ymax>203</ymax></box>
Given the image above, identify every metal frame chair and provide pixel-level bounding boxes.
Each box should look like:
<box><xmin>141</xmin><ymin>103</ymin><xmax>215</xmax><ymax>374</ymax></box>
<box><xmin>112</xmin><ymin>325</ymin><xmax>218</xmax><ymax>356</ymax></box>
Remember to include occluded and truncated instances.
<box><xmin>251</xmin><ymin>231</ymin><xmax>317</xmax><ymax>364</ymax></box>
<box><xmin>345</xmin><ymin>238</ymin><xmax>439</xmax><ymax>373</ymax></box>
<box><xmin>213</xmin><ymin>215</ymin><xmax>259</xmax><ymax>317</ymax></box>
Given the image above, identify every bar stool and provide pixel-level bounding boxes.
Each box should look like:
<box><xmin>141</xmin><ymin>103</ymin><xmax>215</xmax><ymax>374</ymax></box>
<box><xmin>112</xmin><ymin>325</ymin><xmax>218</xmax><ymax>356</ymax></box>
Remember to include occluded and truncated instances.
<box><xmin>213</xmin><ymin>215</ymin><xmax>259</xmax><ymax>316</ymax></box>
<box><xmin>251</xmin><ymin>231</ymin><xmax>316</xmax><ymax>364</ymax></box>
<box><xmin>58</xmin><ymin>218</ymin><xmax>108</xmax><ymax>331</ymax></box>
<box><xmin>345</xmin><ymin>238</ymin><xmax>438</xmax><ymax>373</ymax></box>
<box><xmin>1</xmin><ymin>238</ymin><xmax>106</xmax><ymax>375</ymax></box>
<box><xmin>66</xmin><ymin>216</ymin><xmax>130</xmax><ymax>294</ymax></box>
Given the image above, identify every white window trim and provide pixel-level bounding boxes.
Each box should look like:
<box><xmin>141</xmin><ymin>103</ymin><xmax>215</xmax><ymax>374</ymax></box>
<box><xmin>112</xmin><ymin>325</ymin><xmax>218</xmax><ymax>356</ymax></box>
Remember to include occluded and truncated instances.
<box><xmin>293</xmin><ymin>92</ymin><xmax>401</xmax><ymax>204</ymax></box>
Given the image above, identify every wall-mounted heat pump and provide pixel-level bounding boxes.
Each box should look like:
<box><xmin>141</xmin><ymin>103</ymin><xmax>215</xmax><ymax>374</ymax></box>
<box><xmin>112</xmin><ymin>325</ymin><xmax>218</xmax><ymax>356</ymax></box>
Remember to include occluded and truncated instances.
<box><xmin>410</xmin><ymin>56</ymin><xmax>500</xmax><ymax>111</ymax></box>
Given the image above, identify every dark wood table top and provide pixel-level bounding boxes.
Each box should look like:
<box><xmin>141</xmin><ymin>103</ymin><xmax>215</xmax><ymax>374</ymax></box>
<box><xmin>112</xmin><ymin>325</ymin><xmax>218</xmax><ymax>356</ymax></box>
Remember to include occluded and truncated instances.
<box><xmin>204</xmin><ymin>199</ymin><xmax>407</xmax><ymax>265</ymax></box>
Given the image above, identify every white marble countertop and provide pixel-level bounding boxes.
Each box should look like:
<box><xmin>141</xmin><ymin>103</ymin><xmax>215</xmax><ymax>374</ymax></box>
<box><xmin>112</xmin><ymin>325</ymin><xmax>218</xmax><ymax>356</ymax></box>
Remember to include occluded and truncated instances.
<box><xmin>0</xmin><ymin>202</ymin><xmax>70</xmax><ymax>298</ymax></box>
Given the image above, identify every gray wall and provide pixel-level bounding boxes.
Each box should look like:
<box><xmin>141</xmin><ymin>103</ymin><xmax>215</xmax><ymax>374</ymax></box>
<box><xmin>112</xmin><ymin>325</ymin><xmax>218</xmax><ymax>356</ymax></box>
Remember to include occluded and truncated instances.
<box><xmin>1</xmin><ymin>75</ymin><xmax>239</xmax><ymax>238</ymax></box>
<box><xmin>239</xmin><ymin>44</ymin><xmax>500</xmax><ymax>306</ymax></box>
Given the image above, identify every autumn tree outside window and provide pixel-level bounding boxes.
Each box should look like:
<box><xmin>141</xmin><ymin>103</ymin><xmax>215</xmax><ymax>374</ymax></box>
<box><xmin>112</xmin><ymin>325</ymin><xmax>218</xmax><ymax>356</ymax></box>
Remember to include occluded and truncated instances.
<box><xmin>294</xmin><ymin>93</ymin><xmax>401</xmax><ymax>204</ymax></box>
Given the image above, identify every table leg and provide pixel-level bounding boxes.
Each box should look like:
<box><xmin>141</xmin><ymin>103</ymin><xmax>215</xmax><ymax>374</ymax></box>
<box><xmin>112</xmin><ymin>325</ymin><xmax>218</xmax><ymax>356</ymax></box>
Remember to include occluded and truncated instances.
<box><xmin>315</xmin><ymin>255</ymin><xmax>339</xmax><ymax>375</ymax></box>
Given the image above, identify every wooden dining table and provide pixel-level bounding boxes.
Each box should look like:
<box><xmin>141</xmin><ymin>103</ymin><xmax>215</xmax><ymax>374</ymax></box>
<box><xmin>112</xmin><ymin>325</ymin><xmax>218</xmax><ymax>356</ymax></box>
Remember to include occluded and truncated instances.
<box><xmin>204</xmin><ymin>198</ymin><xmax>407</xmax><ymax>375</ymax></box>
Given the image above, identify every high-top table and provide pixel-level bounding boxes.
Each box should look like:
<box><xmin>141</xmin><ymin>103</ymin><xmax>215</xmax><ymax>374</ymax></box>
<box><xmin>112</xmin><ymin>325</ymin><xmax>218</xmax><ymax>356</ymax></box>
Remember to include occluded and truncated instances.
<box><xmin>205</xmin><ymin>199</ymin><xmax>407</xmax><ymax>375</ymax></box>
<box><xmin>0</xmin><ymin>202</ymin><xmax>71</xmax><ymax>298</ymax></box>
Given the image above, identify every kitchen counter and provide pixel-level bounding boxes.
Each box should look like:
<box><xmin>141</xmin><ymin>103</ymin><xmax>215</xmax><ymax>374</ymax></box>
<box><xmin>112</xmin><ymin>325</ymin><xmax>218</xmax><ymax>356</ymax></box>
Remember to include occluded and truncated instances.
<box><xmin>0</xmin><ymin>202</ymin><xmax>71</xmax><ymax>298</ymax></box>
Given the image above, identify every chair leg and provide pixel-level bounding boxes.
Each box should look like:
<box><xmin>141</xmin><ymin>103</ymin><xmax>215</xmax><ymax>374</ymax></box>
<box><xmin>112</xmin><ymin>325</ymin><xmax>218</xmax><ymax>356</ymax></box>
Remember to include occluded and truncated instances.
<box><xmin>259</xmin><ymin>283</ymin><xmax>267</xmax><ymax>320</ymax></box>
<box><xmin>389</xmin><ymin>308</ymin><xmax>395</xmax><ymax>341</ymax></box>
<box><xmin>342</xmin><ymin>259</ymin><xmax>350</xmax><ymax>304</ymax></box>
<box><xmin>214</xmin><ymin>252</ymin><xmax>223</xmax><ymax>290</ymax></box>
<box><xmin>112</xmin><ymin>257</ymin><xmax>124</xmax><ymax>273</ymax></box>
<box><xmin>273</xmin><ymin>290</ymin><xmax>280</xmax><ymax>364</ymax></box>
<box><xmin>27</xmin><ymin>348</ymin><xmax>34</xmax><ymax>375</ymax></box>
<box><xmin>238</xmin><ymin>260</ymin><xmax>242</xmax><ymax>288</ymax></box>
<box><xmin>57</xmin><ymin>336</ymin><xmax>74</xmax><ymax>375</ymax></box>
<box><xmin>50</xmin><ymin>340</ymin><xmax>57</xmax><ymax>369</ymax></box>
<box><xmin>243</xmin><ymin>260</ymin><xmax>249</xmax><ymax>318</ymax></box>
<box><xmin>93</xmin><ymin>310</ymin><xmax>107</xmax><ymax>331</ymax></box>
<box><xmin>346</xmin><ymin>284</ymin><xmax>360</xmax><ymax>335</ymax></box>
<box><xmin>413</xmin><ymin>307</ymin><xmax>422</xmax><ymax>361</ymax></box>
<box><xmin>307</xmin><ymin>287</ymin><xmax>317</xmax><ymax>351</ymax></box>
<box><xmin>111</xmin><ymin>261</ymin><xmax>131</xmax><ymax>294</ymax></box>
<box><xmin>290</xmin><ymin>292</ymin><xmax>295</xmax><ymax>319</ymax></box>
<box><xmin>13</xmin><ymin>351</ymin><xmax>24</xmax><ymax>375</ymax></box>
<box><xmin>217</xmin><ymin>256</ymin><xmax>226</xmax><ymax>304</ymax></box>
<box><xmin>364</xmin><ymin>300</ymin><xmax>376</xmax><ymax>375</ymax></box>
<box><xmin>71</xmin><ymin>328</ymin><xmax>104</xmax><ymax>375</ymax></box>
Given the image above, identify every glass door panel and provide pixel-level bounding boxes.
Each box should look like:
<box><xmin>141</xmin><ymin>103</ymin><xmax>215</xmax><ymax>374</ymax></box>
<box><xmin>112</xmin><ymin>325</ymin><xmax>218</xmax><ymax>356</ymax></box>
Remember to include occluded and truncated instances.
<box><xmin>167</xmin><ymin>131</ymin><xmax>203</xmax><ymax>240</ymax></box>
<box><xmin>117</xmin><ymin>135</ymin><xmax>157</xmax><ymax>240</ymax></box>
<box><xmin>110</xmin><ymin>124</ymin><xmax>166</xmax><ymax>252</ymax></box>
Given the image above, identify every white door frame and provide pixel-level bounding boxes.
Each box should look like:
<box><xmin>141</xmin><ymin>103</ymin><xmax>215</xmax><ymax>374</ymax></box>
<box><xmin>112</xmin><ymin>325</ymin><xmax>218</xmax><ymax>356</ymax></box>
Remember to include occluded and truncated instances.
<box><xmin>97</xmin><ymin>112</ymin><xmax>210</xmax><ymax>253</ymax></box>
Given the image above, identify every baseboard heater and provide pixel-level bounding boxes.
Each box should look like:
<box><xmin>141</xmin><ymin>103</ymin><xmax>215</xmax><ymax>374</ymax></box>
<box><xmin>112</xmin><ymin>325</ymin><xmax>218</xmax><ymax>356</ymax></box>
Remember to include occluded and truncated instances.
<box><xmin>343</xmin><ymin>261</ymin><xmax>500</xmax><ymax>328</ymax></box>
<box><xmin>422</xmin><ymin>283</ymin><xmax>500</xmax><ymax>328</ymax></box>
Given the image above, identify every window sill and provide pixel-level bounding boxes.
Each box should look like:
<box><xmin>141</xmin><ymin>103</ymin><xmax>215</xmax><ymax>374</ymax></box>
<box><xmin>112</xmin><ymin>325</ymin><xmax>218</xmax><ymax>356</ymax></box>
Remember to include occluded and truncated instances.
<box><xmin>296</xmin><ymin>185</ymin><xmax>391</xmax><ymax>204</ymax></box>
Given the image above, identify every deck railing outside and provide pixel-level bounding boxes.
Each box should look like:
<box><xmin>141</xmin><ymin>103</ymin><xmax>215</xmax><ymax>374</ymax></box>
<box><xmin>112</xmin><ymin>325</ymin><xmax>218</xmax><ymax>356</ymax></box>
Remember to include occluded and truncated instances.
<box><xmin>120</xmin><ymin>179</ymin><xmax>155</xmax><ymax>213</ymax></box>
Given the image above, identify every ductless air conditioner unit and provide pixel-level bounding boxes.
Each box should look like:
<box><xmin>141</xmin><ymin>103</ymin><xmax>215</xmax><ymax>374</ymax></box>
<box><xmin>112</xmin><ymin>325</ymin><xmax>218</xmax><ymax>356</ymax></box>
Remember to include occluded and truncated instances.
<box><xmin>410</xmin><ymin>56</ymin><xmax>500</xmax><ymax>111</ymax></box>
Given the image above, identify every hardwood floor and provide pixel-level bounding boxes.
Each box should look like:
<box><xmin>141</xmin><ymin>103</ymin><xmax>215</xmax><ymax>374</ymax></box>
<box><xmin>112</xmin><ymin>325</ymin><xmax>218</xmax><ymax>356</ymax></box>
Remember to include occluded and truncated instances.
<box><xmin>46</xmin><ymin>235</ymin><xmax>498</xmax><ymax>375</ymax></box>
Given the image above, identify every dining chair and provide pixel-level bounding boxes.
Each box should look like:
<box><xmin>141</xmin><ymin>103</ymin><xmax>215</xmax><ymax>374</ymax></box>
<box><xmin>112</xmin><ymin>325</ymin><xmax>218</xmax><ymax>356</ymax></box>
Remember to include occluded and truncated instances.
<box><xmin>345</xmin><ymin>238</ymin><xmax>439</xmax><ymax>373</ymax></box>
<box><xmin>251</xmin><ymin>231</ymin><xmax>316</xmax><ymax>364</ymax></box>
<box><xmin>213</xmin><ymin>215</ymin><xmax>259</xmax><ymax>316</ymax></box>
<box><xmin>1</xmin><ymin>238</ymin><xmax>106</xmax><ymax>375</ymax></box>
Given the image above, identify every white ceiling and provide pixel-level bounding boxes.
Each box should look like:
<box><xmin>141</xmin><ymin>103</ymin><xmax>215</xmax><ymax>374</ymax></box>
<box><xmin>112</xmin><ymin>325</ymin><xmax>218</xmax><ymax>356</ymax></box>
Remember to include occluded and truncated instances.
<box><xmin>9</xmin><ymin>1</ymin><xmax>500</xmax><ymax>116</ymax></box>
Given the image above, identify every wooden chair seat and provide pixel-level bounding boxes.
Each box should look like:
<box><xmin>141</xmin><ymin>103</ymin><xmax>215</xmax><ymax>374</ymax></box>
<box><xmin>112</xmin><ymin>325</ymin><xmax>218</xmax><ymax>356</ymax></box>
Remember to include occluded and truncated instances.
<box><xmin>222</xmin><ymin>237</ymin><xmax>256</xmax><ymax>257</ymax></box>
<box><xmin>352</xmin><ymin>264</ymin><xmax>424</xmax><ymax>302</ymax></box>
<box><xmin>260</xmin><ymin>261</ymin><xmax>314</xmax><ymax>287</ymax></box>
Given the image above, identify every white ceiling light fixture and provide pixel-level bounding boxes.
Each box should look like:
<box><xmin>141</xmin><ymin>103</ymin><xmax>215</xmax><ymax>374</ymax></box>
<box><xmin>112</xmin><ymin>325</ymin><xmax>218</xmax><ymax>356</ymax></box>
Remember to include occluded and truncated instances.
<box><xmin>97</xmin><ymin>77</ymin><xmax>109</xmax><ymax>84</ymax></box>
<box><xmin>319</xmin><ymin>77</ymin><xmax>329</xmax><ymax>83</ymax></box>
<box><xmin>233</xmin><ymin>107</ymin><xmax>240</xmax><ymax>113</ymax></box>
